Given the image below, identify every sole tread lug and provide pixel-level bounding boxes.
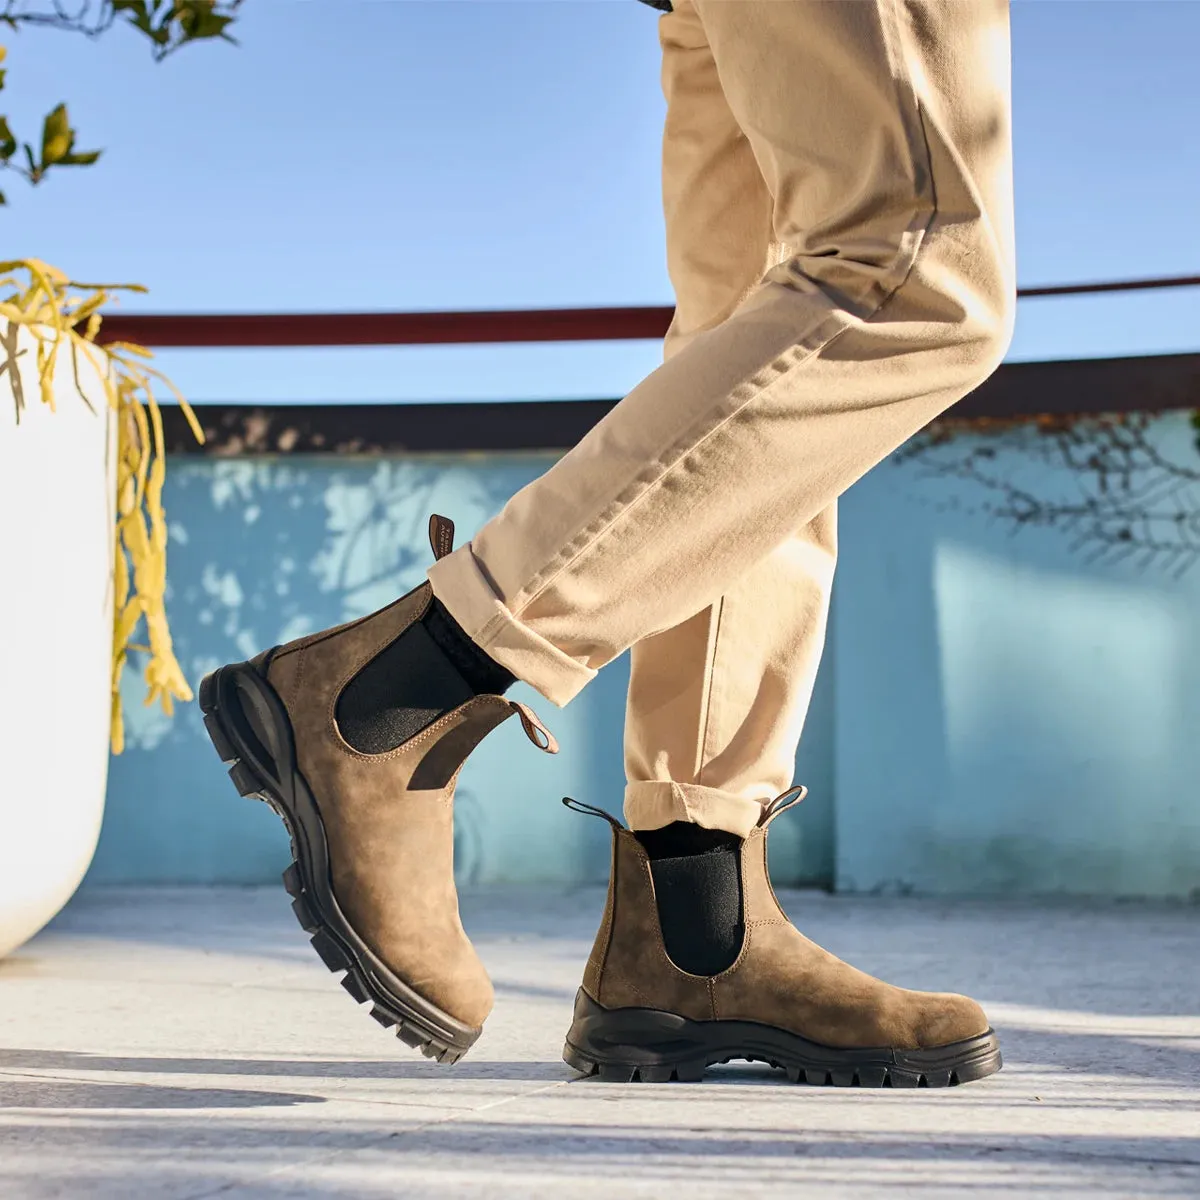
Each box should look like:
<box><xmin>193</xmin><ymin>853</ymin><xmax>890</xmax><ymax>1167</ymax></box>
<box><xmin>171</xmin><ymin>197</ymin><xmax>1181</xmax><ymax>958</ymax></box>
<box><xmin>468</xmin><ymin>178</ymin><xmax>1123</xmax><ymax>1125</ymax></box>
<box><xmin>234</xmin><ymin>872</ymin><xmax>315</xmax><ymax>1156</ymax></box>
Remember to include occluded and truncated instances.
<box><xmin>201</xmin><ymin>712</ymin><xmax>237</xmax><ymax>763</ymax></box>
<box><xmin>597</xmin><ymin>1063</ymin><xmax>637</xmax><ymax>1083</ymax></box>
<box><xmin>227</xmin><ymin>760</ymin><xmax>261</xmax><ymax>798</ymax></box>
<box><xmin>370</xmin><ymin>1005</ymin><xmax>398</xmax><ymax>1031</ymax></box>
<box><xmin>638</xmin><ymin>1065</ymin><xmax>674</xmax><ymax>1083</ymax></box>
<box><xmin>397</xmin><ymin>1022</ymin><xmax>429</xmax><ymax>1050</ymax></box>
<box><xmin>562</xmin><ymin>1045</ymin><xmax>598</xmax><ymax>1077</ymax></box>
<box><xmin>310</xmin><ymin>927</ymin><xmax>352</xmax><ymax>973</ymax></box>
<box><xmin>290</xmin><ymin>893</ymin><xmax>320</xmax><ymax>934</ymax></box>
<box><xmin>281</xmin><ymin>862</ymin><xmax>303</xmax><ymax>898</ymax></box>
<box><xmin>339</xmin><ymin>971</ymin><xmax>371</xmax><ymax>1005</ymax></box>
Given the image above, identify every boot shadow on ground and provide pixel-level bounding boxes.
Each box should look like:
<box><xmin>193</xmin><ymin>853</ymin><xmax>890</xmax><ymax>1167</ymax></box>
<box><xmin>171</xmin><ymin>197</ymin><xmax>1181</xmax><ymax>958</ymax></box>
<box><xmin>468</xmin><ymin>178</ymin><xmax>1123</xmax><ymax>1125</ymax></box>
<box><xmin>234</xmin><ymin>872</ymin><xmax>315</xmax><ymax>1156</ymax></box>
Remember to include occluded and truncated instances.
<box><xmin>4</xmin><ymin>1014</ymin><xmax>1200</xmax><ymax>1092</ymax></box>
<box><xmin>0</xmin><ymin>1047</ymin><xmax>572</xmax><ymax>1084</ymax></box>
<box><xmin>0</xmin><ymin>1077</ymin><xmax>323</xmax><ymax>1109</ymax></box>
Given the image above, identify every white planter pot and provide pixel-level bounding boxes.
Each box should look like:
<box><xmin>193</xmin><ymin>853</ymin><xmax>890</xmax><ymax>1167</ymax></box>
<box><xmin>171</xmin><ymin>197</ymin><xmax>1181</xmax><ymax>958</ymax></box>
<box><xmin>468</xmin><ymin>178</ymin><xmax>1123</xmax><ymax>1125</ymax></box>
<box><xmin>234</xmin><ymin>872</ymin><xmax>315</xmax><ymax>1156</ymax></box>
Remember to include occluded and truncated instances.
<box><xmin>0</xmin><ymin>322</ymin><xmax>116</xmax><ymax>958</ymax></box>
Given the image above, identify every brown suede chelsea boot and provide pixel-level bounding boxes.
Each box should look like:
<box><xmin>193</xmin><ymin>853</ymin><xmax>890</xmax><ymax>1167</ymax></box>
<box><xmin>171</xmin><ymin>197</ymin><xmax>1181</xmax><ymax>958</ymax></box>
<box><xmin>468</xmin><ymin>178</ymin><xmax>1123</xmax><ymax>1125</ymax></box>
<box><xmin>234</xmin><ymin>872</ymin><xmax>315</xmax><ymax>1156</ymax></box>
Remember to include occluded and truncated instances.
<box><xmin>198</xmin><ymin>514</ymin><xmax>558</xmax><ymax>1064</ymax></box>
<box><xmin>561</xmin><ymin>788</ymin><xmax>1002</xmax><ymax>1088</ymax></box>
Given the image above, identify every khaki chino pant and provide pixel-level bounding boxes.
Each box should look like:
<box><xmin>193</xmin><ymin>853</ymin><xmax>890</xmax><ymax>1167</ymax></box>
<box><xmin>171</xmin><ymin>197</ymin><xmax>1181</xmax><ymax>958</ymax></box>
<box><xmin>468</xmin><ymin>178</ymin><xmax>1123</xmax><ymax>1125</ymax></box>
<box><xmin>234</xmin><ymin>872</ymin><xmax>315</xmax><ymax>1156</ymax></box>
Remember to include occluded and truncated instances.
<box><xmin>428</xmin><ymin>0</ymin><xmax>1017</xmax><ymax>838</ymax></box>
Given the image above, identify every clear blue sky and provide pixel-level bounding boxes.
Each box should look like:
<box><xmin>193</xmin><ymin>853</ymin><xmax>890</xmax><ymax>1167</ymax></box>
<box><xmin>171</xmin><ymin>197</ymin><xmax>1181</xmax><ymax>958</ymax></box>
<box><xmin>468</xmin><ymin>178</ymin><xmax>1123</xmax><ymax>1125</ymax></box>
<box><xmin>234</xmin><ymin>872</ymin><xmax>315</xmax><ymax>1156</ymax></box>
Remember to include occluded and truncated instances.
<box><xmin>6</xmin><ymin>0</ymin><xmax>1200</xmax><ymax>405</ymax></box>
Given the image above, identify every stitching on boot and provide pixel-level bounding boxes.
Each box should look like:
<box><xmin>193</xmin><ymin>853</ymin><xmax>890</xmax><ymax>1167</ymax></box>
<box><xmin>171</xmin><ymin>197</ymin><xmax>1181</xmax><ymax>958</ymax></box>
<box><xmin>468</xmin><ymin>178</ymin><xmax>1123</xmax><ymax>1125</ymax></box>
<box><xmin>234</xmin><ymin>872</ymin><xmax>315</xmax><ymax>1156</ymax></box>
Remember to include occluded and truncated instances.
<box><xmin>636</xmin><ymin>851</ymin><xmax>736</xmax><ymax>988</ymax></box>
<box><xmin>272</xmin><ymin>592</ymin><xmax>417</xmax><ymax>664</ymax></box>
<box><xmin>637</xmin><ymin>854</ymin><xmax>679</xmax><ymax>972</ymax></box>
<box><xmin>323</xmin><ymin>591</ymin><xmax>463</xmax><ymax>757</ymax></box>
<box><xmin>712</xmin><ymin>920</ymin><xmax>756</xmax><ymax>981</ymax></box>
<box><xmin>590</xmin><ymin>836</ymin><xmax>618</xmax><ymax>996</ymax></box>
<box><xmin>290</xmin><ymin>649</ymin><xmax>306</xmax><ymax>714</ymax></box>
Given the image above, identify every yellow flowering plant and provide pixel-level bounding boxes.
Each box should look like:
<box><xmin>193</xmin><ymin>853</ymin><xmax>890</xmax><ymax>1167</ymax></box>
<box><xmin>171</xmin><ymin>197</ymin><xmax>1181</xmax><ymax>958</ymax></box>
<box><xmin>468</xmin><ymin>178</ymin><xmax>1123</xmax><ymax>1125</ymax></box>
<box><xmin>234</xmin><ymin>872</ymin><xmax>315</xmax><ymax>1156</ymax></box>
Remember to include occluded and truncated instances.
<box><xmin>0</xmin><ymin>2</ymin><xmax>242</xmax><ymax>751</ymax></box>
<box><xmin>0</xmin><ymin>259</ymin><xmax>204</xmax><ymax>751</ymax></box>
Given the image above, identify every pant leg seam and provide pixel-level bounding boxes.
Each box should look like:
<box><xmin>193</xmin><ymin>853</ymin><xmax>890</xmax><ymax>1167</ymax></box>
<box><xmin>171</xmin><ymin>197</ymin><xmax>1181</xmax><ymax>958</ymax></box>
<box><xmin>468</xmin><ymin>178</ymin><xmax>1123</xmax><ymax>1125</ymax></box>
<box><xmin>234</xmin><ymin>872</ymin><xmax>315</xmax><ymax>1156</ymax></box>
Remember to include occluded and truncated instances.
<box><xmin>696</xmin><ymin>593</ymin><xmax>724</xmax><ymax>787</ymax></box>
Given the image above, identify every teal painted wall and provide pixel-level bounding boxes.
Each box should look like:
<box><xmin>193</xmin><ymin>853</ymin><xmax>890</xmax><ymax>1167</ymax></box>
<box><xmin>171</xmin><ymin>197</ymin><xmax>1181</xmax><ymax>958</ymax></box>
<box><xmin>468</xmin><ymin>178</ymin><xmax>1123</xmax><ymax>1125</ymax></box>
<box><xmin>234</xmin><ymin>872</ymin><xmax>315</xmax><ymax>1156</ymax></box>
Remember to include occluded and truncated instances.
<box><xmin>87</xmin><ymin>412</ymin><xmax>1200</xmax><ymax>898</ymax></box>
<box><xmin>833</xmin><ymin>411</ymin><xmax>1200</xmax><ymax>899</ymax></box>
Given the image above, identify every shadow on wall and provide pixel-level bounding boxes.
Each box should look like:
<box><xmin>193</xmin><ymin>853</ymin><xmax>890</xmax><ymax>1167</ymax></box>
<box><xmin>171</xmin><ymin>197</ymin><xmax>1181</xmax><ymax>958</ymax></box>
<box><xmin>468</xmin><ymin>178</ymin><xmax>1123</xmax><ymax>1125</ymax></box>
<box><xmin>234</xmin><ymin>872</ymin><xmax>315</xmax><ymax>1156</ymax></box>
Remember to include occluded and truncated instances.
<box><xmin>92</xmin><ymin>453</ymin><xmax>835</xmax><ymax>888</ymax></box>
<box><xmin>835</xmin><ymin>410</ymin><xmax>1200</xmax><ymax>899</ymax></box>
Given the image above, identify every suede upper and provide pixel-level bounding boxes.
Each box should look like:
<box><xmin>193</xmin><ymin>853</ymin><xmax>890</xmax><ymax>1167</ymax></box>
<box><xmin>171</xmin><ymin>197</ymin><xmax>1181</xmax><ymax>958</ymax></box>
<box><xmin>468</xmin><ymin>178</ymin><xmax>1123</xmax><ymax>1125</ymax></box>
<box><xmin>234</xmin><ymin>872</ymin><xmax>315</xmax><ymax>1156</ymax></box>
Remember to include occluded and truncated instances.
<box><xmin>263</xmin><ymin>581</ymin><xmax>553</xmax><ymax>1030</ymax></box>
<box><xmin>584</xmin><ymin>818</ymin><xmax>989</xmax><ymax>1051</ymax></box>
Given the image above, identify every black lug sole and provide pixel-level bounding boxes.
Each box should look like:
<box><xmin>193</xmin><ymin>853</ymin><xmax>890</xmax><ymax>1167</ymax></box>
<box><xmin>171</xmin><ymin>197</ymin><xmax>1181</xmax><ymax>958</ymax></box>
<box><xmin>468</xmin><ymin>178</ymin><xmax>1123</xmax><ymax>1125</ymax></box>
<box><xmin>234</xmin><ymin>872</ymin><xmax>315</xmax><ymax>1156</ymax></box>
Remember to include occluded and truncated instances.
<box><xmin>198</xmin><ymin>660</ymin><xmax>481</xmax><ymax>1064</ymax></box>
<box><xmin>563</xmin><ymin>988</ymin><xmax>1002</xmax><ymax>1088</ymax></box>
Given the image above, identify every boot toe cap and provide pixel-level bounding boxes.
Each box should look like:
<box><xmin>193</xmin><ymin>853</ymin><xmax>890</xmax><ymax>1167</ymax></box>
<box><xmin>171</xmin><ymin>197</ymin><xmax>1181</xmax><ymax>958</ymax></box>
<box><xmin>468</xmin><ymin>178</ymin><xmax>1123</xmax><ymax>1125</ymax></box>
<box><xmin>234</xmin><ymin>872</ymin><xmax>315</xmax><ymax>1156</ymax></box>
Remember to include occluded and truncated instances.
<box><xmin>915</xmin><ymin>992</ymin><xmax>991</xmax><ymax>1048</ymax></box>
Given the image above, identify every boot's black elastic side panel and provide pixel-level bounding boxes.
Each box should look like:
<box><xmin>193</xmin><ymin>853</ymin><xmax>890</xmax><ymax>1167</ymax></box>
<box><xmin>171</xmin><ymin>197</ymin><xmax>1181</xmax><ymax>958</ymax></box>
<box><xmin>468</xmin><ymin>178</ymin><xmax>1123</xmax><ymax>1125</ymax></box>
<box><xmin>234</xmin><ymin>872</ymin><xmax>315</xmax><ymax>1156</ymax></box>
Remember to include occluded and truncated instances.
<box><xmin>636</xmin><ymin>822</ymin><xmax>744</xmax><ymax>976</ymax></box>
<box><xmin>422</xmin><ymin>595</ymin><xmax>517</xmax><ymax>696</ymax></box>
<box><xmin>336</xmin><ymin>622</ymin><xmax>476</xmax><ymax>754</ymax></box>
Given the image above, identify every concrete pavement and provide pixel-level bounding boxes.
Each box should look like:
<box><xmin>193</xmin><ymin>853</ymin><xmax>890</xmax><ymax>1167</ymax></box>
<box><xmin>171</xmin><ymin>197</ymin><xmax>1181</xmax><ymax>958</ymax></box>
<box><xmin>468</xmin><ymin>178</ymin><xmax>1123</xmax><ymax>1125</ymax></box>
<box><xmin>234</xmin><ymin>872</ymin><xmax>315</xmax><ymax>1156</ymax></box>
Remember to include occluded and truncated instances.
<box><xmin>1</xmin><ymin>885</ymin><xmax>1197</xmax><ymax>1198</ymax></box>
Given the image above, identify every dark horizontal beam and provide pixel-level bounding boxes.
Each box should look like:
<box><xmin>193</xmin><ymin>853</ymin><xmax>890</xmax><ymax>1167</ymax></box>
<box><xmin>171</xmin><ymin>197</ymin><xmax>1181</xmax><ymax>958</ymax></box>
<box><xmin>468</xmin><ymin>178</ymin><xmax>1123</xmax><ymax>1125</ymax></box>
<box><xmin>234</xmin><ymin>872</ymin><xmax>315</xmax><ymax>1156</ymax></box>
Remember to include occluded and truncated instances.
<box><xmin>97</xmin><ymin>274</ymin><xmax>1200</xmax><ymax>349</ymax></box>
<box><xmin>160</xmin><ymin>350</ymin><xmax>1200</xmax><ymax>456</ymax></box>
<box><xmin>98</xmin><ymin>306</ymin><xmax>673</xmax><ymax>348</ymax></box>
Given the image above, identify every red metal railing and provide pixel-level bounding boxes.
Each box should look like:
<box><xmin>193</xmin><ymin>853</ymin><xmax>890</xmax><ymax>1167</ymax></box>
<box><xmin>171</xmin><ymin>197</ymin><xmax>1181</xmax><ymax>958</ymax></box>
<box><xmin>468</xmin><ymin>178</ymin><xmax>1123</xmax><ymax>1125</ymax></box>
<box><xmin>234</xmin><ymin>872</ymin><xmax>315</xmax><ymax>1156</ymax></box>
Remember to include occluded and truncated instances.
<box><xmin>94</xmin><ymin>273</ymin><xmax>1200</xmax><ymax>349</ymax></box>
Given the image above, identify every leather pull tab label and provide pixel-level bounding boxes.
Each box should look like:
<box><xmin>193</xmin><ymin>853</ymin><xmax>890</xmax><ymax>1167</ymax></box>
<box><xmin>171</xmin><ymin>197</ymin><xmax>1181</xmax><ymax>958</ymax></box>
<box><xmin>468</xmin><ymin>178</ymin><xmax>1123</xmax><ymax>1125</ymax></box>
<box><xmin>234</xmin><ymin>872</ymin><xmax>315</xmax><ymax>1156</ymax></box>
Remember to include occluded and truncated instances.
<box><xmin>509</xmin><ymin>699</ymin><xmax>559</xmax><ymax>755</ymax></box>
<box><xmin>561</xmin><ymin>796</ymin><xmax>625</xmax><ymax>831</ymax></box>
<box><xmin>758</xmin><ymin>783</ymin><xmax>808</xmax><ymax>827</ymax></box>
<box><xmin>428</xmin><ymin>513</ymin><xmax>455</xmax><ymax>561</ymax></box>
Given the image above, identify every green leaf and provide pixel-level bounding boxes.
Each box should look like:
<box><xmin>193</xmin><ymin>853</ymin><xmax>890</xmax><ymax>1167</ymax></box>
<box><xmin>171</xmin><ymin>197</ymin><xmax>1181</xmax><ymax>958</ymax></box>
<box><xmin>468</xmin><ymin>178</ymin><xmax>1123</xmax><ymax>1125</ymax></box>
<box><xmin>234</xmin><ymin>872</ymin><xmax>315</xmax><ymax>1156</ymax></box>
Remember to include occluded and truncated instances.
<box><xmin>57</xmin><ymin>149</ymin><xmax>102</xmax><ymax>166</ymax></box>
<box><xmin>177</xmin><ymin>6</ymin><xmax>234</xmax><ymax>41</ymax></box>
<box><xmin>113</xmin><ymin>1</ymin><xmax>157</xmax><ymax>39</ymax></box>
<box><xmin>40</xmin><ymin>103</ymin><xmax>74</xmax><ymax>166</ymax></box>
<box><xmin>0</xmin><ymin>115</ymin><xmax>15</xmax><ymax>159</ymax></box>
<box><xmin>0</xmin><ymin>189</ymin><xmax>6</xmax><ymax>206</ymax></box>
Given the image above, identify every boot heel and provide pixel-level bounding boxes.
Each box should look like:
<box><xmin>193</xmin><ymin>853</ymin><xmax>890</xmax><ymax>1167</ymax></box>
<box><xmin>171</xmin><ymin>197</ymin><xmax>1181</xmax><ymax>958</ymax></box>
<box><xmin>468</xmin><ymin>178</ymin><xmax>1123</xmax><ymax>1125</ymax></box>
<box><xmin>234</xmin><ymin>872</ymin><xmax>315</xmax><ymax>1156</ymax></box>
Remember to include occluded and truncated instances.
<box><xmin>564</xmin><ymin>1043</ymin><xmax>708</xmax><ymax>1083</ymax></box>
<box><xmin>199</xmin><ymin>662</ymin><xmax>295</xmax><ymax>796</ymax></box>
<box><xmin>562</xmin><ymin>988</ymin><xmax>712</xmax><ymax>1083</ymax></box>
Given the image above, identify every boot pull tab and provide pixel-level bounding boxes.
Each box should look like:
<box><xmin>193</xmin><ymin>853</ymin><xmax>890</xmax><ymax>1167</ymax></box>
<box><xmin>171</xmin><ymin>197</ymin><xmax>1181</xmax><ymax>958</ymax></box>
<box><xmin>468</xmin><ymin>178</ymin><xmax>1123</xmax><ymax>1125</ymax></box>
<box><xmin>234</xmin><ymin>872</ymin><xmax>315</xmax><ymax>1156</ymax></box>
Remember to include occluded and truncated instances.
<box><xmin>561</xmin><ymin>796</ymin><xmax>626</xmax><ymax>831</ymax></box>
<box><xmin>428</xmin><ymin>513</ymin><xmax>455</xmax><ymax>561</ymax></box>
<box><xmin>508</xmin><ymin>698</ymin><xmax>559</xmax><ymax>754</ymax></box>
<box><xmin>758</xmin><ymin>783</ymin><xmax>808</xmax><ymax>827</ymax></box>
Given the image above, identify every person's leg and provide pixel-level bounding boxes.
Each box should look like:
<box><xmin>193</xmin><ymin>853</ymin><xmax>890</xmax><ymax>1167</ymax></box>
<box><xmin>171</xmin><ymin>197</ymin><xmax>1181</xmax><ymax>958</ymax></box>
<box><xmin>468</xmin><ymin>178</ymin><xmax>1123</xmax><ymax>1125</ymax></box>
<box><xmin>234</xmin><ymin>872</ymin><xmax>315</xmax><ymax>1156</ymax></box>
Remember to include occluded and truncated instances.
<box><xmin>427</xmin><ymin>2</ymin><xmax>1016</xmax><ymax>850</ymax></box>
<box><xmin>556</xmin><ymin>0</ymin><xmax>1014</xmax><ymax>1086</ymax></box>
<box><xmin>622</xmin><ymin>0</ymin><xmax>838</xmax><ymax>839</ymax></box>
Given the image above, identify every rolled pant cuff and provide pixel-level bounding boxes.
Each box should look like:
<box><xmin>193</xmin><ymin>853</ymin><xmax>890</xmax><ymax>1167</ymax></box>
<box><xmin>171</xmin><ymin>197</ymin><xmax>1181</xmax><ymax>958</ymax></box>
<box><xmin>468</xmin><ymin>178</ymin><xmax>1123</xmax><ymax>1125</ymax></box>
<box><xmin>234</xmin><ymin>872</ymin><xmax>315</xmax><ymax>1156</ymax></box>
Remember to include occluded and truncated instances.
<box><xmin>624</xmin><ymin>781</ymin><xmax>765</xmax><ymax>839</ymax></box>
<box><xmin>426</xmin><ymin>542</ymin><xmax>594</xmax><ymax>709</ymax></box>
